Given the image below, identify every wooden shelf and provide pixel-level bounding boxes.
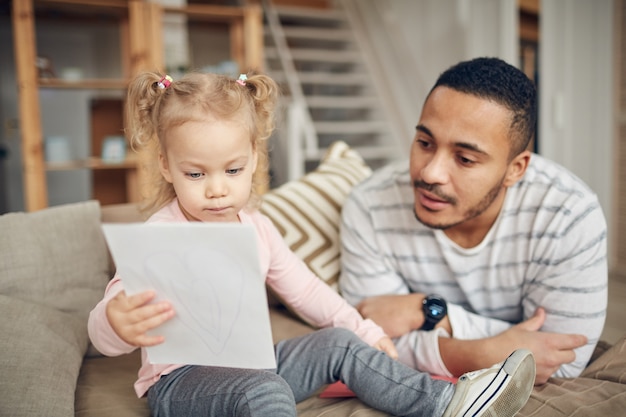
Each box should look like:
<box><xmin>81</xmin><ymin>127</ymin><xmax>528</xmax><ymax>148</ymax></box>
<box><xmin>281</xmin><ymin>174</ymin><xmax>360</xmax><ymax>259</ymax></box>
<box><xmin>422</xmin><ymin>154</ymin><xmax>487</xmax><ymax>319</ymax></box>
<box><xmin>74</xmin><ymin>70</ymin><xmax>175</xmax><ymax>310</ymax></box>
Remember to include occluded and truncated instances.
<box><xmin>13</xmin><ymin>0</ymin><xmax>265</xmax><ymax>211</ymax></box>
<box><xmin>33</xmin><ymin>0</ymin><xmax>129</xmax><ymax>14</ymax></box>
<box><xmin>38</xmin><ymin>78</ymin><xmax>128</xmax><ymax>89</ymax></box>
<box><xmin>164</xmin><ymin>4</ymin><xmax>246</xmax><ymax>21</ymax></box>
<box><xmin>45</xmin><ymin>156</ymin><xmax>137</xmax><ymax>171</ymax></box>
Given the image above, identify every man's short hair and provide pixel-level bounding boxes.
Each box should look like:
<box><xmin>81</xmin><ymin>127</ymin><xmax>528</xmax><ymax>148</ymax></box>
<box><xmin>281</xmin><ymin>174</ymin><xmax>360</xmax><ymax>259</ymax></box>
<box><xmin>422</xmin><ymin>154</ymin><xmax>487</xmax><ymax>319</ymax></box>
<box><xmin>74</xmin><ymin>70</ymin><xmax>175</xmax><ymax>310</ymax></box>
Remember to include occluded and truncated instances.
<box><xmin>430</xmin><ymin>57</ymin><xmax>537</xmax><ymax>157</ymax></box>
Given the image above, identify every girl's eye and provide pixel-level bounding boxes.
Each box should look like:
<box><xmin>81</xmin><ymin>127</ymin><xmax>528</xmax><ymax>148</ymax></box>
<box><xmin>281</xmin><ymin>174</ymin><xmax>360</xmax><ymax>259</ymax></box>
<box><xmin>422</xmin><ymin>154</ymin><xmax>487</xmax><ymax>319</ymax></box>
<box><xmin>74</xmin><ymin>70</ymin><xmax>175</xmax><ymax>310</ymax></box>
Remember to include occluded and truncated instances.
<box><xmin>226</xmin><ymin>168</ymin><xmax>242</xmax><ymax>175</ymax></box>
<box><xmin>187</xmin><ymin>172</ymin><xmax>203</xmax><ymax>179</ymax></box>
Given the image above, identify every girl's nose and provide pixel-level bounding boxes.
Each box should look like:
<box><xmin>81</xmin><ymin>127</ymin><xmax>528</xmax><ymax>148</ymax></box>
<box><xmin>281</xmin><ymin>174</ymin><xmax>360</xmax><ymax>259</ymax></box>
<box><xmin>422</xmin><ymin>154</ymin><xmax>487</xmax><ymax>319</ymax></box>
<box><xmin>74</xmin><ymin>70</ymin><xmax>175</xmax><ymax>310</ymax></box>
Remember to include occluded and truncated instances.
<box><xmin>205</xmin><ymin>177</ymin><xmax>227</xmax><ymax>198</ymax></box>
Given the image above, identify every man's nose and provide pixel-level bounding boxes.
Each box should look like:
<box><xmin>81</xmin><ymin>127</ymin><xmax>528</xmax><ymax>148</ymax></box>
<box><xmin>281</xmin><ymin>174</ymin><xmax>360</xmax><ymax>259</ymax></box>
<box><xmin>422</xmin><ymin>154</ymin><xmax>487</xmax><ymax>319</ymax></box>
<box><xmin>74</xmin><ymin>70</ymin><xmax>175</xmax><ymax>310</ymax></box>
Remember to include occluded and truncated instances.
<box><xmin>420</xmin><ymin>153</ymin><xmax>449</xmax><ymax>185</ymax></box>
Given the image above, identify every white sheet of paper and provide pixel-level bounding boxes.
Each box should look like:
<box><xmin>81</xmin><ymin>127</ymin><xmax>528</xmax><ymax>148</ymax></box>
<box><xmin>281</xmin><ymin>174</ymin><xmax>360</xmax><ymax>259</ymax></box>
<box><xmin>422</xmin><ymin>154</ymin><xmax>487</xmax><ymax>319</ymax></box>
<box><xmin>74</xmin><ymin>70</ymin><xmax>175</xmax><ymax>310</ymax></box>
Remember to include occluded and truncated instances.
<box><xmin>102</xmin><ymin>223</ymin><xmax>276</xmax><ymax>369</ymax></box>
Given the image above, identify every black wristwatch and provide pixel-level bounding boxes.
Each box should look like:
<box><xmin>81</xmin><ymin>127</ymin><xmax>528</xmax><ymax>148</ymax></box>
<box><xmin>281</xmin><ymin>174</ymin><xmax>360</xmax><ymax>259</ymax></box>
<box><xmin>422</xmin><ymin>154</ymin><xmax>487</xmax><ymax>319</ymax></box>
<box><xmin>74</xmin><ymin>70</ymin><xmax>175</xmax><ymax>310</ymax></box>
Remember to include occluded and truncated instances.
<box><xmin>421</xmin><ymin>294</ymin><xmax>447</xmax><ymax>331</ymax></box>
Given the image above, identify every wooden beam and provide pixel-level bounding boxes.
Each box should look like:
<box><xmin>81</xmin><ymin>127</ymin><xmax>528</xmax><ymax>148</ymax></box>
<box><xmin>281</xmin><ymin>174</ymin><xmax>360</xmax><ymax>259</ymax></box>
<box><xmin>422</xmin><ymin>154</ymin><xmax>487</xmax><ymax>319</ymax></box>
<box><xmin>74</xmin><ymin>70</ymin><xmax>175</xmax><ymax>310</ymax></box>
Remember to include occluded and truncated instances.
<box><xmin>13</xmin><ymin>0</ymin><xmax>48</xmax><ymax>211</ymax></box>
<box><xmin>128</xmin><ymin>1</ymin><xmax>148</xmax><ymax>75</ymax></box>
<box><xmin>126</xmin><ymin>1</ymin><xmax>165</xmax><ymax>203</ymax></box>
<box><xmin>128</xmin><ymin>2</ymin><xmax>164</xmax><ymax>74</ymax></box>
<box><xmin>230</xmin><ymin>18</ymin><xmax>245</xmax><ymax>72</ymax></box>
<box><xmin>146</xmin><ymin>2</ymin><xmax>164</xmax><ymax>73</ymax></box>
<box><xmin>243</xmin><ymin>4</ymin><xmax>263</xmax><ymax>72</ymax></box>
<box><xmin>241</xmin><ymin>4</ymin><xmax>267</xmax><ymax>193</ymax></box>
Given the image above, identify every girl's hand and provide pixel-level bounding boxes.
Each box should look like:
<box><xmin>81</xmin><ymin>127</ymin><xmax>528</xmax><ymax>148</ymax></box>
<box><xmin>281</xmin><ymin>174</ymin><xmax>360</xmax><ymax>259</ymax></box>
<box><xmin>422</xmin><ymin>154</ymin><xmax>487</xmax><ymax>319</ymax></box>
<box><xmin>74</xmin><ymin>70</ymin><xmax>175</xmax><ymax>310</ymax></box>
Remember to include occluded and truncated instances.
<box><xmin>373</xmin><ymin>336</ymin><xmax>399</xmax><ymax>360</ymax></box>
<box><xmin>105</xmin><ymin>290</ymin><xmax>175</xmax><ymax>347</ymax></box>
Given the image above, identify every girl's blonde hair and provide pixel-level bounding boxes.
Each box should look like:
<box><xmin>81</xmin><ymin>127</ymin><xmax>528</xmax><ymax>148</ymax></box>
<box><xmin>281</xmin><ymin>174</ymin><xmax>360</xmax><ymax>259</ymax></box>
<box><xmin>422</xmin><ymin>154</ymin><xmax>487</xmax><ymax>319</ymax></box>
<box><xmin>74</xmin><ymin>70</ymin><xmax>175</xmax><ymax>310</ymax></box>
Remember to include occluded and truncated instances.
<box><xmin>125</xmin><ymin>71</ymin><xmax>278</xmax><ymax>215</ymax></box>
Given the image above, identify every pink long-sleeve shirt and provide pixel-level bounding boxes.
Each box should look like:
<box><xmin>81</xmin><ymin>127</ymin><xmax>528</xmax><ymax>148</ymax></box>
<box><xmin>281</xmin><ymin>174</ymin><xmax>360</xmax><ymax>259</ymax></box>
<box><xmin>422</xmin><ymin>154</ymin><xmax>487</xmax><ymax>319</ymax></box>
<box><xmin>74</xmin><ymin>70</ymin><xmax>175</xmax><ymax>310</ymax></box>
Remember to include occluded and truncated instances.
<box><xmin>88</xmin><ymin>199</ymin><xmax>386</xmax><ymax>397</ymax></box>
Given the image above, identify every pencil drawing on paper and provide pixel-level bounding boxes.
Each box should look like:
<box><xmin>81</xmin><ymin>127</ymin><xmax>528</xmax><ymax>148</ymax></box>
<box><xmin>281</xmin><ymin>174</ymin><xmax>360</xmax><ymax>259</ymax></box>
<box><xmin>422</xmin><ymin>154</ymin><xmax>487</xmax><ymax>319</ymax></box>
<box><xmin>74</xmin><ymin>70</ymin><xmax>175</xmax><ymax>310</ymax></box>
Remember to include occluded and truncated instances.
<box><xmin>144</xmin><ymin>248</ymin><xmax>245</xmax><ymax>356</ymax></box>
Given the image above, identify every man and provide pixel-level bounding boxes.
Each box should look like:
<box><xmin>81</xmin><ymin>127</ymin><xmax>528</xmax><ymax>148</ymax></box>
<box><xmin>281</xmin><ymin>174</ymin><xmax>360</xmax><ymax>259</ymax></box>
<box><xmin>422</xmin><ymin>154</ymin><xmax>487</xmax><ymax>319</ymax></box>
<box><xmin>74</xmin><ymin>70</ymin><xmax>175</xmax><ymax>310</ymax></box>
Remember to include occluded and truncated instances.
<box><xmin>339</xmin><ymin>57</ymin><xmax>607</xmax><ymax>385</ymax></box>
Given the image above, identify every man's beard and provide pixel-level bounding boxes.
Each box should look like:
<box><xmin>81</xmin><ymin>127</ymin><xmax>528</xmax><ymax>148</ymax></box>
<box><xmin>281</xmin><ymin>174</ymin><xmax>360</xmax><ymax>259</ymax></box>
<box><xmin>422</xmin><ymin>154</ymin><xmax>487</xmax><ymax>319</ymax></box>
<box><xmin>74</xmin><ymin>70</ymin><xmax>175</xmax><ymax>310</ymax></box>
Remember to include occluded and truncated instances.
<box><xmin>413</xmin><ymin>176</ymin><xmax>505</xmax><ymax>230</ymax></box>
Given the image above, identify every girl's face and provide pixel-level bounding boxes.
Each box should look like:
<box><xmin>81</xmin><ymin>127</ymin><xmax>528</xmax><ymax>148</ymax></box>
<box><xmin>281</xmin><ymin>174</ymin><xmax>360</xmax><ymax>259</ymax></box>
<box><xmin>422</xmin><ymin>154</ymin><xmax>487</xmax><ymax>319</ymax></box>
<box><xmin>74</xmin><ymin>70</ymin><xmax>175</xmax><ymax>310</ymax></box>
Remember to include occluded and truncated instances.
<box><xmin>158</xmin><ymin>118</ymin><xmax>257</xmax><ymax>223</ymax></box>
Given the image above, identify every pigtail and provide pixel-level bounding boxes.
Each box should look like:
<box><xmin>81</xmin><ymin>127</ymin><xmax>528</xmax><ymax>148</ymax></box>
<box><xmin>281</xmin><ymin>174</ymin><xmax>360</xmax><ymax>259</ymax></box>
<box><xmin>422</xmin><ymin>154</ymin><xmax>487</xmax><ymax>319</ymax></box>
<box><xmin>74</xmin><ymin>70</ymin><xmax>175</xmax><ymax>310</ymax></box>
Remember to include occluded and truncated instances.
<box><xmin>125</xmin><ymin>72</ymin><xmax>170</xmax><ymax>151</ymax></box>
<box><xmin>238</xmin><ymin>72</ymin><xmax>279</xmax><ymax>202</ymax></box>
<box><xmin>125</xmin><ymin>72</ymin><xmax>175</xmax><ymax>215</ymax></box>
<box><xmin>242</xmin><ymin>72</ymin><xmax>279</xmax><ymax>143</ymax></box>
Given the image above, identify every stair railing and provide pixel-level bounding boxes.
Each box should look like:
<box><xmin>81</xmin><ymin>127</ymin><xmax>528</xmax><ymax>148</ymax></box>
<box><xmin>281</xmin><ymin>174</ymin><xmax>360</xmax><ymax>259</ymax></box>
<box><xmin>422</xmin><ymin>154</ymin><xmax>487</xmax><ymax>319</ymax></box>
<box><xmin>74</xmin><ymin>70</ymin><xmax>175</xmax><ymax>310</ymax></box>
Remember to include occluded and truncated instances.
<box><xmin>262</xmin><ymin>0</ymin><xmax>318</xmax><ymax>180</ymax></box>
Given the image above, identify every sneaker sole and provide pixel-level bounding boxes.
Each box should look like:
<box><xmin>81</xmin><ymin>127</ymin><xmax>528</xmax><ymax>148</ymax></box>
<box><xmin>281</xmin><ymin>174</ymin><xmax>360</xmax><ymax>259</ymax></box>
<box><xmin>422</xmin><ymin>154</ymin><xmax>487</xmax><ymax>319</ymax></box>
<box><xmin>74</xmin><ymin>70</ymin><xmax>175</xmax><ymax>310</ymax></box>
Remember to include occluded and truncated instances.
<box><xmin>466</xmin><ymin>349</ymin><xmax>535</xmax><ymax>417</ymax></box>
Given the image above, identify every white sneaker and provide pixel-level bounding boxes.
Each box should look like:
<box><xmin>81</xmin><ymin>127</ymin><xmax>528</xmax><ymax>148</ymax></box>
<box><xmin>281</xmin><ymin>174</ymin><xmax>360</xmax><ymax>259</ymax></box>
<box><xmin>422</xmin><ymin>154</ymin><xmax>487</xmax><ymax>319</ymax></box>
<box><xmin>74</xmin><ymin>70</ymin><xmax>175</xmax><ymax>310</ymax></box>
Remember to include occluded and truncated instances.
<box><xmin>442</xmin><ymin>349</ymin><xmax>535</xmax><ymax>417</ymax></box>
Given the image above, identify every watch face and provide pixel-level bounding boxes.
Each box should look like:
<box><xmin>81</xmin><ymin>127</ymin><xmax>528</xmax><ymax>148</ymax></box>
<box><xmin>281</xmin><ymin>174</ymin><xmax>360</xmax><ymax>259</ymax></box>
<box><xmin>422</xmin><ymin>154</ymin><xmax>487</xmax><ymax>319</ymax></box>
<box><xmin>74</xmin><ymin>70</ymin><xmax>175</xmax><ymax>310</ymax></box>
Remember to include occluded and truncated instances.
<box><xmin>426</xmin><ymin>303</ymin><xmax>446</xmax><ymax>319</ymax></box>
<box><xmin>424</xmin><ymin>296</ymin><xmax>447</xmax><ymax>320</ymax></box>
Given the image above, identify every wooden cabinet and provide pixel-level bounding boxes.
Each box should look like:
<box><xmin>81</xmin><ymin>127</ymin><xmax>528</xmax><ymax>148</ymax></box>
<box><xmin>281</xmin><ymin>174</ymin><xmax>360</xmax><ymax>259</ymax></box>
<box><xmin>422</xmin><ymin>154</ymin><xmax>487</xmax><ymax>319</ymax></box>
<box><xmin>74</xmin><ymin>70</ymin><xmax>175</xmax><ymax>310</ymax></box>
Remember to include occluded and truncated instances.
<box><xmin>12</xmin><ymin>0</ymin><xmax>264</xmax><ymax>211</ymax></box>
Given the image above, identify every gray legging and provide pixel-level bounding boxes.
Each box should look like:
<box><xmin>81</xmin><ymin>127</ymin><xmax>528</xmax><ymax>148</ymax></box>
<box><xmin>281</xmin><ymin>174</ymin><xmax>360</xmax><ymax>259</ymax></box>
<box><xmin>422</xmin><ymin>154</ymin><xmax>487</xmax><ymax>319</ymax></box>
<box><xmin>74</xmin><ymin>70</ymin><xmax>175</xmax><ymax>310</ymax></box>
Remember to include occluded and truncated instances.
<box><xmin>147</xmin><ymin>327</ymin><xmax>454</xmax><ymax>417</ymax></box>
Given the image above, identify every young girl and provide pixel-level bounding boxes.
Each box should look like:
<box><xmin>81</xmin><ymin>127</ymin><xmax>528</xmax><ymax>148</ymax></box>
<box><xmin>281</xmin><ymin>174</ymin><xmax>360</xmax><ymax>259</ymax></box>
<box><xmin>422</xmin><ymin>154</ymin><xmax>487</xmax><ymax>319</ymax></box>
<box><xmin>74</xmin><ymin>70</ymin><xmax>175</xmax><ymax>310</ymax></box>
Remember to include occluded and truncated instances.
<box><xmin>88</xmin><ymin>71</ymin><xmax>535</xmax><ymax>417</ymax></box>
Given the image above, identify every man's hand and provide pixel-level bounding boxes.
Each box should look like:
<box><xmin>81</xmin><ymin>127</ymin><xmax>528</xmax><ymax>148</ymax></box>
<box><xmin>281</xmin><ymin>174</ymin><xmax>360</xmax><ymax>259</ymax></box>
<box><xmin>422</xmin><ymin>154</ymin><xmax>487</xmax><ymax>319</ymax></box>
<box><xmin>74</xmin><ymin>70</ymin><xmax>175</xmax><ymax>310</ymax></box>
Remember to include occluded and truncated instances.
<box><xmin>373</xmin><ymin>336</ymin><xmax>399</xmax><ymax>360</ymax></box>
<box><xmin>106</xmin><ymin>290</ymin><xmax>175</xmax><ymax>347</ymax></box>
<box><xmin>357</xmin><ymin>294</ymin><xmax>425</xmax><ymax>338</ymax></box>
<box><xmin>501</xmin><ymin>307</ymin><xmax>587</xmax><ymax>384</ymax></box>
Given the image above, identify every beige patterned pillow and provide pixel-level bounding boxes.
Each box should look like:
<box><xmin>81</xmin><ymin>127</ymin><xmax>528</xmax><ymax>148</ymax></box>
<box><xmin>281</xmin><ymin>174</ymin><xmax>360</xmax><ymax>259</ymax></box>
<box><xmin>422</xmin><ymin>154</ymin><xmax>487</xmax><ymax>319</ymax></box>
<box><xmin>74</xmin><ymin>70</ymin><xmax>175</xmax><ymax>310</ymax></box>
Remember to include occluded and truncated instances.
<box><xmin>260</xmin><ymin>141</ymin><xmax>372</xmax><ymax>291</ymax></box>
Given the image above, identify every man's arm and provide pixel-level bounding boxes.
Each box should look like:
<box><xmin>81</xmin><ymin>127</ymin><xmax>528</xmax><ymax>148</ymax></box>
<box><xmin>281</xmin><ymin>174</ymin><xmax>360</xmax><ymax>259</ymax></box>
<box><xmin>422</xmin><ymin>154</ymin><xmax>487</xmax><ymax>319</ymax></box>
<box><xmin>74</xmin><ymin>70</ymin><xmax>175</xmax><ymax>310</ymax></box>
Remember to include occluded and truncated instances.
<box><xmin>356</xmin><ymin>293</ymin><xmax>588</xmax><ymax>384</ymax></box>
<box><xmin>355</xmin><ymin>249</ymin><xmax>605</xmax><ymax>383</ymax></box>
<box><xmin>438</xmin><ymin>308</ymin><xmax>587</xmax><ymax>384</ymax></box>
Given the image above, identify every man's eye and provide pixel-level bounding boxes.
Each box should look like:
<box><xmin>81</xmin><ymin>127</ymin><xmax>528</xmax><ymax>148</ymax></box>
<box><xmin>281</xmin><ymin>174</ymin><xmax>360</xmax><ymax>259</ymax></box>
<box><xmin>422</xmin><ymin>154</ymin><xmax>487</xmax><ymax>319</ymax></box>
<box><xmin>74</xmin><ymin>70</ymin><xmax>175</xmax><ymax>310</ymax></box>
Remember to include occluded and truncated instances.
<box><xmin>417</xmin><ymin>139</ymin><xmax>431</xmax><ymax>149</ymax></box>
<box><xmin>458</xmin><ymin>156</ymin><xmax>475</xmax><ymax>166</ymax></box>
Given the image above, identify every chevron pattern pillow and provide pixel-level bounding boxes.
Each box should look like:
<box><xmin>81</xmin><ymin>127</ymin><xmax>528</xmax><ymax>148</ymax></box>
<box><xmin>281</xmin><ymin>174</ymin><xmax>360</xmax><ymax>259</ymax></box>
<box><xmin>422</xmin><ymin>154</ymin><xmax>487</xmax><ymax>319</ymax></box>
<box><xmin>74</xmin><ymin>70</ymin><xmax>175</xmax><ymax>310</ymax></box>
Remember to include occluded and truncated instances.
<box><xmin>260</xmin><ymin>141</ymin><xmax>372</xmax><ymax>292</ymax></box>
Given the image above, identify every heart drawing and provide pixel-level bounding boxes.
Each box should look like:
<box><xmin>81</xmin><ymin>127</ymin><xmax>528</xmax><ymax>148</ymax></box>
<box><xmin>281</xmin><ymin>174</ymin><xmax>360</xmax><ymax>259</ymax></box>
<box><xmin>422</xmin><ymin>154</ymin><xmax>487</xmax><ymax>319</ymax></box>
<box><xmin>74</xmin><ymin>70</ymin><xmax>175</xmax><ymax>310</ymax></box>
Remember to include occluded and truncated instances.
<box><xmin>143</xmin><ymin>248</ymin><xmax>245</xmax><ymax>356</ymax></box>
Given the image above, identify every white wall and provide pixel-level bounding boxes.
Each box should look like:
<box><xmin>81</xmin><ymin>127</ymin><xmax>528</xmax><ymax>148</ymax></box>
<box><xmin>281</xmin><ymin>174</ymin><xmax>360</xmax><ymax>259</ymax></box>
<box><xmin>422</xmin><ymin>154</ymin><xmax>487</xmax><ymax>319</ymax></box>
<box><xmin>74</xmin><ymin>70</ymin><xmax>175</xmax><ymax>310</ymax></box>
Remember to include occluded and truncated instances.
<box><xmin>348</xmin><ymin>0</ymin><xmax>518</xmax><ymax>149</ymax></box>
<box><xmin>539</xmin><ymin>0</ymin><xmax>615</xmax><ymax>266</ymax></box>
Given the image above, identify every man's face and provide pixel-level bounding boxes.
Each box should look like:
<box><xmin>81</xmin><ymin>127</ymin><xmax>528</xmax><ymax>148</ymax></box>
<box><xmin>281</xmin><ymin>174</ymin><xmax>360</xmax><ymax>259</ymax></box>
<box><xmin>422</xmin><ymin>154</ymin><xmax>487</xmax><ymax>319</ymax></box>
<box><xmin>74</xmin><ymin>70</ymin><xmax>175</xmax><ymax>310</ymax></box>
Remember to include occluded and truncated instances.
<box><xmin>410</xmin><ymin>87</ymin><xmax>521</xmax><ymax>241</ymax></box>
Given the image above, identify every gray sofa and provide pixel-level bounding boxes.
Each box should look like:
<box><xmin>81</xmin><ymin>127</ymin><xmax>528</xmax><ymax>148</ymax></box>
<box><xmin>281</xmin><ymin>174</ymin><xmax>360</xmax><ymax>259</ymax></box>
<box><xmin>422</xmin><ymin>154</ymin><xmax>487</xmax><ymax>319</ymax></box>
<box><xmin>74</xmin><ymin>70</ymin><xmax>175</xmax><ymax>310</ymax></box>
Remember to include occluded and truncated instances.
<box><xmin>1</xmin><ymin>142</ymin><xmax>625</xmax><ymax>416</ymax></box>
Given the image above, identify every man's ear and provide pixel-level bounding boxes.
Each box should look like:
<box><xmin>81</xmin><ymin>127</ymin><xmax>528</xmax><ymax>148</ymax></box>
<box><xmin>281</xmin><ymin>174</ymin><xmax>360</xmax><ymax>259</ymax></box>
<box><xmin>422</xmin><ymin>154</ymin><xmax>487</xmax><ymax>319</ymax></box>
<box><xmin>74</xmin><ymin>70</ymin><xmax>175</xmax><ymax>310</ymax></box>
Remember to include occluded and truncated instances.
<box><xmin>159</xmin><ymin>152</ymin><xmax>173</xmax><ymax>183</ymax></box>
<box><xmin>504</xmin><ymin>150</ymin><xmax>531</xmax><ymax>187</ymax></box>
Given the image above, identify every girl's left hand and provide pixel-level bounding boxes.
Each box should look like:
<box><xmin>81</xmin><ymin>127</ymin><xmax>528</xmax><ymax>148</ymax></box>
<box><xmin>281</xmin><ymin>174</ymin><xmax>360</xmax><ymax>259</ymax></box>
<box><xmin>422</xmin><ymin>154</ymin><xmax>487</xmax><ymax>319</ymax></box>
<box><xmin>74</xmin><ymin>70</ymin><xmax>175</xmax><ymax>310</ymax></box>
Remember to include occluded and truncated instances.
<box><xmin>374</xmin><ymin>336</ymin><xmax>398</xmax><ymax>360</ymax></box>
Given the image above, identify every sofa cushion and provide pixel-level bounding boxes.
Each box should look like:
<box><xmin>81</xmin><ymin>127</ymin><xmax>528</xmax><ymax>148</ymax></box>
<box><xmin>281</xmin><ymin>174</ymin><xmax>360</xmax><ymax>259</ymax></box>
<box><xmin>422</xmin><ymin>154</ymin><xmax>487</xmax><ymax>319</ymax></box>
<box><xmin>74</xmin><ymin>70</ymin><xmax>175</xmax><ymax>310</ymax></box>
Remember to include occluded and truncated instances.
<box><xmin>516</xmin><ymin>335</ymin><xmax>626</xmax><ymax>416</ymax></box>
<box><xmin>0</xmin><ymin>200</ymin><xmax>111</xmax><ymax>416</ymax></box>
<box><xmin>0</xmin><ymin>200</ymin><xmax>110</xmax><ymax>314</ymax></box>
<box><xmin>75</xmin><ymin>351</ymin><xmax>149</xmax><ymax>417</ymax></box>
<box><xmin>260</xmin><ymin>141</ymin><xmax>371</xmax><ymax>291</ymax></box>
<box><xmin>0</xmin><ymin>295</ymin><xmax>89</xmax><ymax>417</ymax></box>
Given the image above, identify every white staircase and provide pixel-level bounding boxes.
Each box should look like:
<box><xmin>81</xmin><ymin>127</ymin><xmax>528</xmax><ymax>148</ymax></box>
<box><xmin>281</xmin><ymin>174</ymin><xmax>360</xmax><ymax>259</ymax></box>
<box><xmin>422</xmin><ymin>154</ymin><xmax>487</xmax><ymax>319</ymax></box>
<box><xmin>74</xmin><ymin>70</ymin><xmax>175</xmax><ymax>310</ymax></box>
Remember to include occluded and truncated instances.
<box><xmin>262</xmin><ymin>0</ymin><xmax>404</xmax><ymax>184</ymax></box>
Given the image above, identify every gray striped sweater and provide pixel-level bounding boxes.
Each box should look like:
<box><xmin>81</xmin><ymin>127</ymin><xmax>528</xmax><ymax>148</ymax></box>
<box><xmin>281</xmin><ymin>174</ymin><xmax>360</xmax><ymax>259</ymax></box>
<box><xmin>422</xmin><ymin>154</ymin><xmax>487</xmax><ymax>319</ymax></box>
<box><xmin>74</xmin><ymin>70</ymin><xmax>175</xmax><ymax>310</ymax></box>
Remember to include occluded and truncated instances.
<box><xmin>339</xmin><ymin>153</ymin><xmax>607</xmax><ymax>378</ymax></box>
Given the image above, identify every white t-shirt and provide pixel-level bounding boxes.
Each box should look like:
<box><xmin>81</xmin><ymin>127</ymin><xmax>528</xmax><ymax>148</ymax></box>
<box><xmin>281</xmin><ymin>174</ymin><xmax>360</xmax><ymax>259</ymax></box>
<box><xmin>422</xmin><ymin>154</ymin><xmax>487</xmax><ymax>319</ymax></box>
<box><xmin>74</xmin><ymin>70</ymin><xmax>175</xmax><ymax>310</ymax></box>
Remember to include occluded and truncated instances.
<box><xmin>339</xmin><ymin>153</ymin><xmax>608</xmax><ymax>378</ymax></box>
